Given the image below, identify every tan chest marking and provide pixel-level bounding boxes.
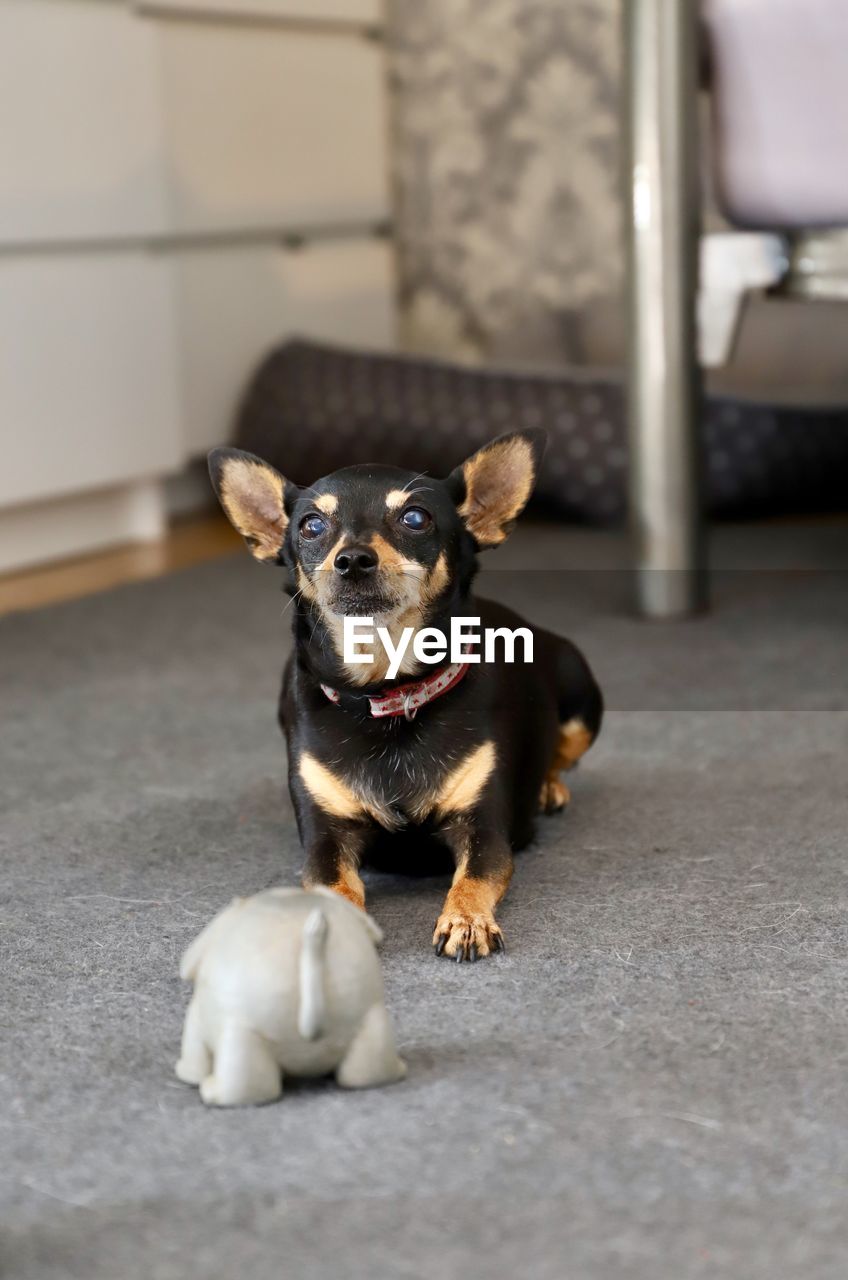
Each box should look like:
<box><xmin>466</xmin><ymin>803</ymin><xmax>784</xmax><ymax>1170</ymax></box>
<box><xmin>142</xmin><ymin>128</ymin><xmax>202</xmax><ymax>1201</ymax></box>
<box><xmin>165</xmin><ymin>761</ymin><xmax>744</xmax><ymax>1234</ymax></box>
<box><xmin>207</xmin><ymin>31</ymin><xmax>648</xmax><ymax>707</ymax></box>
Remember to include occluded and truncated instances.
<box><xmin>298</xmin><ymin>752</ymin><xmax>401</xmax><ymax>829</ymax></box>
<box><xmin>431</xmin><ymin>741</ymin><xmax>496</xmax><ymax>818</ymax></box>
<box><xmin>299</xmin><ymin>753</ymin><xmax>362</xmax><ymax>820</ymax></box>
<box><xmin>300</xmin><ymin>742</ymin><xmax>496</xmax><ymax>830</ymax></box>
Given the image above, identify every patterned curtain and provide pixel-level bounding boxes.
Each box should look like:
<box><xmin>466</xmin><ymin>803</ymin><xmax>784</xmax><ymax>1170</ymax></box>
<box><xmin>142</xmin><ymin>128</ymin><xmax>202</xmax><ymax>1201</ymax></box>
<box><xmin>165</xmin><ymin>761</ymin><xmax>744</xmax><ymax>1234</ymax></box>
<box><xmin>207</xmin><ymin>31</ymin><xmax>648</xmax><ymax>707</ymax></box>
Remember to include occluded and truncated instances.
<box><xmin>386</xmin><ymin>0</ymin><xmax>622</xmax><ymax>366</ymax></box>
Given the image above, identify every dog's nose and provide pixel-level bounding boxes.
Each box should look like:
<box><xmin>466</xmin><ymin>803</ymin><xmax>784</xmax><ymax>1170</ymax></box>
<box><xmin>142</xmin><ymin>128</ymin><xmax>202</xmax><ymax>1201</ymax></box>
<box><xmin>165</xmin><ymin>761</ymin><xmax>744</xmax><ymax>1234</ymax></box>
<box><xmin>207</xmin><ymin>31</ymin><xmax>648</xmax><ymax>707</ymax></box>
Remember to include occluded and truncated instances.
<box><xmin>334</xmin><ymin>545</ymin><xmax>378</xmax><ymax>579</ymax></box>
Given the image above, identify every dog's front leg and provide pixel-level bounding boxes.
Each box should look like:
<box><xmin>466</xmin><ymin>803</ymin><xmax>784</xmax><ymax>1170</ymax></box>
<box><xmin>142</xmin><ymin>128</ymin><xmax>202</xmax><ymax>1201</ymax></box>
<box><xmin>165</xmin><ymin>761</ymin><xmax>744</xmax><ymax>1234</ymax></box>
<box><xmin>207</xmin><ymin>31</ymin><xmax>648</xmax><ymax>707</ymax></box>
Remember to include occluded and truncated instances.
<box><xmin>290</xmin><ymin>778</ymin><xmax>371</xmax><ymax>908</ymax></box>
<box><xmin>433</xmin><ymin>818</ymin><xmax>513</xmax><ymax>962</ymax></box>
<box><xmin>290</xmin><ymin>753</ymin><xmax>375</xmax><ymax>909</ymax></box>
<box><xmin>300</xmin><ymin>820</ymin><xmax>372</xmax><ymax>910</ymax></box>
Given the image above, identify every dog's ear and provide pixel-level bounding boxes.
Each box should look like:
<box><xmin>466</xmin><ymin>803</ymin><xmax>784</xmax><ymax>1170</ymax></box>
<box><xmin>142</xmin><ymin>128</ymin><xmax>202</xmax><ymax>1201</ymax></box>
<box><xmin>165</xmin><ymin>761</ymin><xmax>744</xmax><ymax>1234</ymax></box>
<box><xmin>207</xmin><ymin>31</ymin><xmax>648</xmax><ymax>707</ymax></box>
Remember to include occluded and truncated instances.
<box><xmin>208</xmin><ymin>447</ymin><xmax>297</xmax><ymax>563</ymax></box>
<box><xmin>446</xmin><ymin>430</ymin><xmax>546</xmax><ymax>548</ymax></box>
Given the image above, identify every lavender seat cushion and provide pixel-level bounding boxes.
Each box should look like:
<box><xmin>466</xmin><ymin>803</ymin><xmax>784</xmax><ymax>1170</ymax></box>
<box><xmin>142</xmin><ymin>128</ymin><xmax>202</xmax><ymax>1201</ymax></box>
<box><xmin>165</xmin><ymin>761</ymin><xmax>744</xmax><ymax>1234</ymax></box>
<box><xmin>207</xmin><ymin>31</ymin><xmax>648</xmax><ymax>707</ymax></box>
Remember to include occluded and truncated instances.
<box><xmin>704</xmin><ymin>0</ymin><xmax>848</xmax><ymax>228</ymax></box>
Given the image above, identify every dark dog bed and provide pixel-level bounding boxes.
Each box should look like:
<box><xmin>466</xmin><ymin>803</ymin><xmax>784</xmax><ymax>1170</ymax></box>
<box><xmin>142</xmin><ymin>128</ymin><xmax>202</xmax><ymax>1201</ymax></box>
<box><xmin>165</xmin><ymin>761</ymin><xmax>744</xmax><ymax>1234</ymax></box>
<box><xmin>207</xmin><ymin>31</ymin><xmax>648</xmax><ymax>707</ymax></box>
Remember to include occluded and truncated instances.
<box><xmin>236</xmin><ymin>339</ymin><xmax>848</xmax><ymax>523</ymax></box>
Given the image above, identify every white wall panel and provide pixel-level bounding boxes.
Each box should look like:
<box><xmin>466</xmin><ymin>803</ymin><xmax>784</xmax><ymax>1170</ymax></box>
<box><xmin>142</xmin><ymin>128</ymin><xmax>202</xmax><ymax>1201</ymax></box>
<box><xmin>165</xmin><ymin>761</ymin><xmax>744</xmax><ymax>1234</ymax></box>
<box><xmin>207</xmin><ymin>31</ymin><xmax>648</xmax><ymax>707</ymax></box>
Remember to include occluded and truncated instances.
<box><xmin>0</xmin><ymin>481</ymin><xmax>167</xmax><ymax>578</ymax></box>
<box><xmin>159</xmin><ymin>24</ymin><xmax>388</xmax><ymax>232</ymax></box>
<box><xmin>0</xmin><ymin>0</ymin><xmax>394</xmax><ymax>575</ymax></box>
<box><xmin>0</xmin><ymin>1</ymin><xmax>167</xmax><ymax>244</ymax></box>
<box><xmin>0</xmin><ymin>254</ymin><xmax>183</xmax><ymax>507</ymax></box>
<box><xmin>174</xmin><ymin>239</ymin><xmax>395</xmax><ymax>453</ymax></box>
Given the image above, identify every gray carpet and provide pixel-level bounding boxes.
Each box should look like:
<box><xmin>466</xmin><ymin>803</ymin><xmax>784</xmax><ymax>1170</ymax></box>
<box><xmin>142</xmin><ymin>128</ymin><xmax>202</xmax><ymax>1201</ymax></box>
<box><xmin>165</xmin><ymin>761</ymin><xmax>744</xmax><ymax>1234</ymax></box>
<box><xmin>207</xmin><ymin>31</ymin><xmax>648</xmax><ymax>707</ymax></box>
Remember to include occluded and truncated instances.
<box><xmin>2</xmin><ymin>523</ymin><xmax>848</xmax><ymax>1279</ymax></box>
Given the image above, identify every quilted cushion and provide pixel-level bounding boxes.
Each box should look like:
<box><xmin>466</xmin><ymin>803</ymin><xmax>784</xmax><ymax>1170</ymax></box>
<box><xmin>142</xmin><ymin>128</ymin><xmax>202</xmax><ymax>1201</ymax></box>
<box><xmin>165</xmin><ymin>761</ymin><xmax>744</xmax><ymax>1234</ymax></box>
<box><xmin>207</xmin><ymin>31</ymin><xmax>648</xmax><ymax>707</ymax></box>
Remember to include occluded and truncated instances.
<box><xmin>236</xmin><ymin>340</ymin><xmax>848</xmax><ymax>523</ymax></box>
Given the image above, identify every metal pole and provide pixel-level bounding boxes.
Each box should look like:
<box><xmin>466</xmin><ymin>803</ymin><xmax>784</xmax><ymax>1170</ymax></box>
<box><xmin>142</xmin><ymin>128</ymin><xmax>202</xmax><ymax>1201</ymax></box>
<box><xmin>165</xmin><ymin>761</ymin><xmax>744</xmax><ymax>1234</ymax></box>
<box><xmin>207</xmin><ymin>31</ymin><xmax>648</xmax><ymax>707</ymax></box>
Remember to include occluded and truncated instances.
<box><xmin>624</xmin><ymin>0</ymin><xmax>706</xmax><ymax>617</ymax></box>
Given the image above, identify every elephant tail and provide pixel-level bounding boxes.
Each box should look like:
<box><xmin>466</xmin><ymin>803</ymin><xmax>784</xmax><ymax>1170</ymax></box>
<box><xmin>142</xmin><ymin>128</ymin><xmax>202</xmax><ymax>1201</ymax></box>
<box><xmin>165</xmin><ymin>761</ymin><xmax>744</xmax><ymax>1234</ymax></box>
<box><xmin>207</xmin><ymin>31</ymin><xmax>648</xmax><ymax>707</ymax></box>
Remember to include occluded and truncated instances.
<box><xmin>297</xmin><ymin>906</ymin><xmax>329</xmax><ymax>1041</ymax></box>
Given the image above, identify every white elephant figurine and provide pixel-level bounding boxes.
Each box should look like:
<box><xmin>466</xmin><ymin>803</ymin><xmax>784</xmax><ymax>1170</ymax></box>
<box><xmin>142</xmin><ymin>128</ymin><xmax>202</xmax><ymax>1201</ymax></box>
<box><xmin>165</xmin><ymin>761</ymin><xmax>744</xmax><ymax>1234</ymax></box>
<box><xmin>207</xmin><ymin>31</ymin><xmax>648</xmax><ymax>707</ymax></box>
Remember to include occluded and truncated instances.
<box><xmin>175</xmin><ymin>887</ymin><xmax>406</xmax><ymax>1106</ymax></box>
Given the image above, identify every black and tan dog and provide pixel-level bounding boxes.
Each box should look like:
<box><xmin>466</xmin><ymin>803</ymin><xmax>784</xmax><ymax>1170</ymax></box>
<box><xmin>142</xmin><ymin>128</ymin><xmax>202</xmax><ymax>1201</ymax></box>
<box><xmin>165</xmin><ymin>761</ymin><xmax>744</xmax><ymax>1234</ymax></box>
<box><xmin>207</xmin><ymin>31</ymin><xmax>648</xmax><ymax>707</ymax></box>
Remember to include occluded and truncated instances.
<box><xmin>209</xmin><ymin>431</ymin><xmax>602</xmax><ymax>961</ymax></box>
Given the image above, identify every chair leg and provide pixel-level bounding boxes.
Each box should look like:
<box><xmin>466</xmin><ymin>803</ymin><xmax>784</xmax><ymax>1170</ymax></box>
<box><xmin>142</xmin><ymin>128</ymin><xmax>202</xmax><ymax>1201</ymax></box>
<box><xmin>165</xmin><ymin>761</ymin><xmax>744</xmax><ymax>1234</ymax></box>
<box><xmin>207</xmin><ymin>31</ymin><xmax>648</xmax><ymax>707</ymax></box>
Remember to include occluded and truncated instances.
<box><xmin>624</xmin><ymin>0</ymin><xmax>707</xmax><ymax>617</ymax></box>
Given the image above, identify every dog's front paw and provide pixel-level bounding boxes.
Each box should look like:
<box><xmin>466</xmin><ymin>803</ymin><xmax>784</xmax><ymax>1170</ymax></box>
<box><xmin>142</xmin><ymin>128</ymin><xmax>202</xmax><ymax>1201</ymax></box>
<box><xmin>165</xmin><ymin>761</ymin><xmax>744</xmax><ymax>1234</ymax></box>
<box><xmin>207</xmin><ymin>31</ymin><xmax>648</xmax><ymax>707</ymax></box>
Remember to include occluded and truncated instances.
<box><xmin>432</xmin><ymin>911</ymin><xmax>505</xmax><ymax>962</ymax></box>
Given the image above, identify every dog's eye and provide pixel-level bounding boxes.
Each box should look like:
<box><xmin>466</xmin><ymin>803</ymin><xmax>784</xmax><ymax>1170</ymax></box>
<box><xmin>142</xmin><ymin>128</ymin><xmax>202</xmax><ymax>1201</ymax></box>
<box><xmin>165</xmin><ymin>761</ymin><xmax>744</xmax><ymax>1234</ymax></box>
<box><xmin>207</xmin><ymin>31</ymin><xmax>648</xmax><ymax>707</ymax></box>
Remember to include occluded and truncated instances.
<box><xmin>300</xmin><ymin>514</ymin><xmax>328</xmax><ymax>540</ymax></box>
<box><xmin>399</xmin><ymin>507</ymin><xmax>431</xmax><ymax>531</ymax></box>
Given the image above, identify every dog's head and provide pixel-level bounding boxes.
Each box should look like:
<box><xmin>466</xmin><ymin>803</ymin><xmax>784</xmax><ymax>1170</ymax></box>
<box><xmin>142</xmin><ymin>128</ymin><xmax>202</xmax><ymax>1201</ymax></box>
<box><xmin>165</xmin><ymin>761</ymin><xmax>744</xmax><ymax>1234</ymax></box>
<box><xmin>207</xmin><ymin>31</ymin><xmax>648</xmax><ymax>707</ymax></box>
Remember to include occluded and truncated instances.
<box><xmin>208</xmin><ymin>430</ymin><xmax>545</xmax><ymax>653</ymax></box>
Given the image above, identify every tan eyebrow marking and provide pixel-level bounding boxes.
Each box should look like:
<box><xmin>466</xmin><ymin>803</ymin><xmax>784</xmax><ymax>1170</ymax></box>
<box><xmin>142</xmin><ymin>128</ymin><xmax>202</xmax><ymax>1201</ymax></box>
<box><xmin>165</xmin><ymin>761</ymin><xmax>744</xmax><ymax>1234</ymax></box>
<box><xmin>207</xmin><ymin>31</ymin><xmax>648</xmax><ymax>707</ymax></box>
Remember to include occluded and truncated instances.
<box><xmin>385</xmin><ymin>489</ymin><xmax>410</xmax><ymax>511</ymax></box>
<box><xmin>314</xmin><ymin>494</ymin><xmax>338</xmax><ymax>515</ymax></box>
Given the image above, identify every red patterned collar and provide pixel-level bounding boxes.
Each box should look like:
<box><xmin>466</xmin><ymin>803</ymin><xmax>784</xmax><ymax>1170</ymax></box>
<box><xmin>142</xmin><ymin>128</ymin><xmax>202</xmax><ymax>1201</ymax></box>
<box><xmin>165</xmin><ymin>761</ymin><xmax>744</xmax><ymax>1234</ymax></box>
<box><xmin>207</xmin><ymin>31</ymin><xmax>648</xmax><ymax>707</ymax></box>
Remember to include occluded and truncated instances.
<box><xmin>321</xmin><ymin>660</ymin><xmax>470</xmax><ymax>721</ymax></box>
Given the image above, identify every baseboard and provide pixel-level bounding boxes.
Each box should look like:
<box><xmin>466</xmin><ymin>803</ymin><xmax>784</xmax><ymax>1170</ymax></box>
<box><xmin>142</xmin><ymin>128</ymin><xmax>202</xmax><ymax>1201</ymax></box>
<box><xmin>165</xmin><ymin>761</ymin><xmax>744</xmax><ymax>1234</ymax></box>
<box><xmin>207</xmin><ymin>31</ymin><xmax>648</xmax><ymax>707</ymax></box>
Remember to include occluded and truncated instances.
<box><xmin>163</xmin><ymin>459</ymin><xmax>217</xmax><ymax>519</ymax></box>
<box><xmin>0</xmin><ymin>480</ymin><xmax>167</xmax><ymax>576</ymax></box>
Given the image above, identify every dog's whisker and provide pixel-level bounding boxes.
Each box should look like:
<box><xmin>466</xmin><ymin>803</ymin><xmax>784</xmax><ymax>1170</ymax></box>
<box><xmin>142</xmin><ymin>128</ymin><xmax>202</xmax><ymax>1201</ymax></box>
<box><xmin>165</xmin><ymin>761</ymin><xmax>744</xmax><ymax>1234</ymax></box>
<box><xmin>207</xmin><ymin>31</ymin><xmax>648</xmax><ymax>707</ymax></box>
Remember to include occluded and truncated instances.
<box><xmin>309</xmin><ymin>569</ymin><xmax>426</xmax><ymax>575</ymax></box>
<box><xmin>280</xmin><ymin>587</ymin><xmax>306</xmax><ymax>618</ymax></box>
<box><xmin>397</xmin><ymin>471</ymin><xmax>430</xmax><ymax>495</ymax></box>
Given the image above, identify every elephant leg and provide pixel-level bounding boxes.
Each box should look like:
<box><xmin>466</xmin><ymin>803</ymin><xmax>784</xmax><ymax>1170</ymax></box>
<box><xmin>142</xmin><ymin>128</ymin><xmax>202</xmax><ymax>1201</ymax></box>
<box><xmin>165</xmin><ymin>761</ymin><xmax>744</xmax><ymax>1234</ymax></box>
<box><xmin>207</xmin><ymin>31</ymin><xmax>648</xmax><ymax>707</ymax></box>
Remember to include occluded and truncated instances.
<box><xmin>336</xmin><ymin>1003</ymin><xmax>406</xmax><ymax>1090</ymax></box>
<box><xmin>175</xmin><ymin>995</ymin><xmax>211</xmax><ymax>1085</ymax></box>
<box><xmin>200</xmin><ymin>1021</ymin><xmax>282</xmax><ymax>1107</ymax></box>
